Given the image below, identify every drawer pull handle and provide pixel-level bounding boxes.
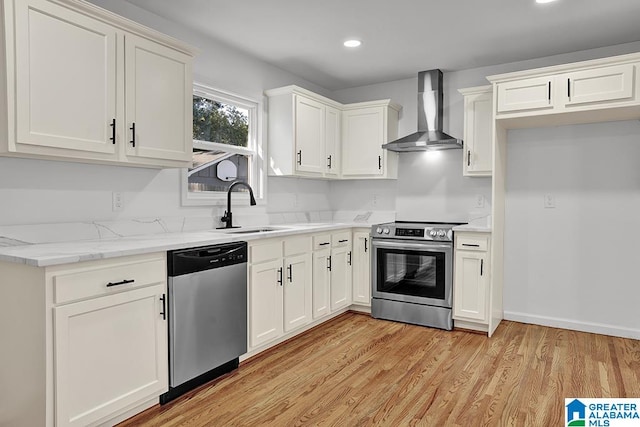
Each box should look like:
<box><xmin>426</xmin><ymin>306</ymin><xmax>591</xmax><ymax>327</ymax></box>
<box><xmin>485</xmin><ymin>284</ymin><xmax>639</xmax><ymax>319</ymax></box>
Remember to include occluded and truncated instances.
<box><xmin>106</xmin><ymin>279</ymin><xmax>135</xmax><ymax>287</ymax></box>
<box><xmin>462</xmin><ymin>243</ymin><xmax>480</xmax><ymax>248</ymax></box>
<box><xmin>319</xmin><ymin>242</ymin><xmax>330</xmax><ymax>246</ymax></box>
<box><xmin>338</xmin><ymin>239</ymin><xmax>349</xmax><ymax>243</ymax></box>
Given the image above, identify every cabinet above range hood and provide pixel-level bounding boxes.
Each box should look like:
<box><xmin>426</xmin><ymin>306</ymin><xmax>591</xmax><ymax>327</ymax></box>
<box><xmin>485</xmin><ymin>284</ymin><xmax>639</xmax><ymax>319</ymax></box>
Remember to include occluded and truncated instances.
<box><xmin>382</xmin><ymin>69</ymin><xmax>463</xmax><ymax>152</ymax></box>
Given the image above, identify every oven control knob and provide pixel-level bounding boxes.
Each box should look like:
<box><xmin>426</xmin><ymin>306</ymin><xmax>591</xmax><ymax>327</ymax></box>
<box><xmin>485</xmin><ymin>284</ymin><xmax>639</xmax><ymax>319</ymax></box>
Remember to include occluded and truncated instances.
<box><xmin>437</xmin><ymin>230</ymin><xmax>446</xmax><ymax>238</ymax></box>
<box><xmin>376</xmin><ymin>227</ymin><xmax>383</xmax><ymax>234</ymax></box>
<box><xmin>383</xmin><ymin>228</ymin><xmax>390</xmax><ymax>234</ymax></box>
<box><xmin>429</xmin><ymin>230</ymin><xmax>437</xmax><ymax>237</ymax></box>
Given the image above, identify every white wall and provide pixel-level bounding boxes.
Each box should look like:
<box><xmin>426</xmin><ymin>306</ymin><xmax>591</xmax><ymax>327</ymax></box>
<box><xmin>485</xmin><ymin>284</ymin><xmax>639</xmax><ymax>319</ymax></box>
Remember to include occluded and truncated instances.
<box><xmin>504</xmin><ymin>121</ymin><xmax>640</xmax><ymax>335</ymax></box>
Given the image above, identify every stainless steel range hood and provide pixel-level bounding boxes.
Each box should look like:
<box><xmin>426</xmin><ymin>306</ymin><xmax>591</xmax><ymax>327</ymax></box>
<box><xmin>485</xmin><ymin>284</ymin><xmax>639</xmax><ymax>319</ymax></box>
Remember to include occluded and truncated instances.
<box><xmin>382</xmin><ymin>69</ymin><xmax>463</xmax><ymax>152</ymax></box>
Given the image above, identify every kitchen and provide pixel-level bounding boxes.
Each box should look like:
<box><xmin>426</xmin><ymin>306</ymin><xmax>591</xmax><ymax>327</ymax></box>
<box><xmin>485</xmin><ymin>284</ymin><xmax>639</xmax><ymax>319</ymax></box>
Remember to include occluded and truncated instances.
<box><xmin>1</xmin><ymin>0</ymin><xmax>639</xmax><ymax>426</ymax></box>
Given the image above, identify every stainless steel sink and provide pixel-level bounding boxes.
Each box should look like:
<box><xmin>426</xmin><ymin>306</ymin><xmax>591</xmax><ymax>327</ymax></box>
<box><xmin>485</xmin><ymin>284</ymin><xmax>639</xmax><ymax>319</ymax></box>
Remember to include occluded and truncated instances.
<box><xmin>213</xmin><ymin>226</ymin><xmax>292</xmax><ymax>234</ymax></box>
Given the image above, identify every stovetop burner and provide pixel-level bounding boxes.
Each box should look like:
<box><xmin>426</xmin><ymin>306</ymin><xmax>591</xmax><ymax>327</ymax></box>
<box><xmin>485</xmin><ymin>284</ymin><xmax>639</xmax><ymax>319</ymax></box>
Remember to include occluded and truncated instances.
<box><xmin>371</xmin><ymin>221</ymin><xmax>466</xmax><ymax>242</ymax></box>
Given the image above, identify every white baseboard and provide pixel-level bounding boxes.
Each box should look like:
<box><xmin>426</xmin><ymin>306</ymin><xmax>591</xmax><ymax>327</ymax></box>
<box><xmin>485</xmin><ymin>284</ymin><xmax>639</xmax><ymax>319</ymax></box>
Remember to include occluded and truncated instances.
<box><xmin>504</xmin><ymin>311</ymin><xmax>640</xmax><ymax>340</ymax></box>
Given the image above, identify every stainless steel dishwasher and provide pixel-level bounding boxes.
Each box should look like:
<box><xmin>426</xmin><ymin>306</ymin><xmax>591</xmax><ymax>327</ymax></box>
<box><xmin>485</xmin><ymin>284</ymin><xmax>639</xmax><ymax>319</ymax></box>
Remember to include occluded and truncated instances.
<box><xmin>161</xmin><ymin>241</ymin><xmax>248</xmax><ymax>404</ymax></box>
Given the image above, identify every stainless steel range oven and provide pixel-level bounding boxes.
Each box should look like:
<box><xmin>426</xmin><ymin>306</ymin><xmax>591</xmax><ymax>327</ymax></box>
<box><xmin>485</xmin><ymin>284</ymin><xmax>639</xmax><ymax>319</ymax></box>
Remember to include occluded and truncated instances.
<box><xmin>371</xmin><ymin>221</ymin><xmax>462</xmax><ymax>330</ymax></box>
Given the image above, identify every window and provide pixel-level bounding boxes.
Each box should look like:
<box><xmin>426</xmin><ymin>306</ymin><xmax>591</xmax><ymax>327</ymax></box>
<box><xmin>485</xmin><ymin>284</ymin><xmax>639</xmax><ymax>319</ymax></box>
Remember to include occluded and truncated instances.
<box><xmin>182</xmin><ymin>83</ymin><xmax>263</xmax><ymax>205</ymax></box>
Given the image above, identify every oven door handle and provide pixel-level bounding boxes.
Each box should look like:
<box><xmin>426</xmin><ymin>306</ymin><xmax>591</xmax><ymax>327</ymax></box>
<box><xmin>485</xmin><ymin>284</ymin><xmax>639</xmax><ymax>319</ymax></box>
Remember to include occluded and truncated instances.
<box><xmin>371</xmin><ymin>239</ymin><xmax>453</xmax><ymax>252</ymax></box>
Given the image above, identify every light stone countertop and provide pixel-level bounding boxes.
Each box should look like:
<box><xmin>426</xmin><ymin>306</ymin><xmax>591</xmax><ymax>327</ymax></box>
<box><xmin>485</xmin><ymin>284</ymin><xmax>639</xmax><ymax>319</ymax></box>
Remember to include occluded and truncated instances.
<box><xmin>0</xmin><ymin>223</ymin><xmax>363</xmax><ymax>267</ymax></box>
<box><xmin>452</xmin><ymin>224</ymin><xmax>492</xmax><ymax>233</ymax></box>
<box><xmin>452</xmin><ymin>215</ymin><xmax>492</xmax><ymax>233</ymax></box>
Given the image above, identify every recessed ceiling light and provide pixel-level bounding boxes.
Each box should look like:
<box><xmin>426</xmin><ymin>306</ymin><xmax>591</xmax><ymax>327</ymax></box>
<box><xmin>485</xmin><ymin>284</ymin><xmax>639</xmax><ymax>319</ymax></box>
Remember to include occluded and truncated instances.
<box><xmin>343</xmin><ymin>39</ymin><xmax>362</xmax><ymax>48</ymax></box>
<box><xmin>536</xmin><ymin>0</ymin><xmax>557</xmax><ymax>3</ymax></box>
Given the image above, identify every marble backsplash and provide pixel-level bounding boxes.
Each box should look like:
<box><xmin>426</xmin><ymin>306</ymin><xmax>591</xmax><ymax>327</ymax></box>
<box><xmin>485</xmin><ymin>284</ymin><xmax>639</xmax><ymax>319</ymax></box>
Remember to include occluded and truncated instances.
<box><xmin>0</xmin><ymin>210</ymin><xmax>395</xmax><ymax>247</ymax></box>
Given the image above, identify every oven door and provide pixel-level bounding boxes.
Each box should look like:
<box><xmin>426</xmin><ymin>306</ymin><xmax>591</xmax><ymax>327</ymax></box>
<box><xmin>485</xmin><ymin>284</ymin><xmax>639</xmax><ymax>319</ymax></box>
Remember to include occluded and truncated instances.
<box><xmin>371</xmin><ymin>239</ymin><xmax>452</xmax><ymax>308</ymax></box>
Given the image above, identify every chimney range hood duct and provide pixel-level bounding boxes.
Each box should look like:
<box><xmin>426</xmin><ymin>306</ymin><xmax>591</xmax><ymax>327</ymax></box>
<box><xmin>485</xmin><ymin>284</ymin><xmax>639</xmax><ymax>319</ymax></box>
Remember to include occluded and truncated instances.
<box><xmin>382</xmin><ymin>69</ymin><xmax>463</xmax><ymax>152</ymax></box>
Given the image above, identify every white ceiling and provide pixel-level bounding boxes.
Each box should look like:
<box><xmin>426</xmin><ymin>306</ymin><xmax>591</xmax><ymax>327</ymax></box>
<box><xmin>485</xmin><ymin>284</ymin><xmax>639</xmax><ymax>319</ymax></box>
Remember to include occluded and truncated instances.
<box><xmin>125</xmin><ymin>0</ymin><xmax>640</xmax><ymax>91</ymax></box>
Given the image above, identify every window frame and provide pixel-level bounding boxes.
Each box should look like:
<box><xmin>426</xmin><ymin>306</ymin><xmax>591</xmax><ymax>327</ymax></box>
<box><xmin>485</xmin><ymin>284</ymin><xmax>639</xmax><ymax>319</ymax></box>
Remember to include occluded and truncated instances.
<box><xmin>181</xmin><ymin>83</ymin><xmax>264</xmax><ymax>206</ymax></box>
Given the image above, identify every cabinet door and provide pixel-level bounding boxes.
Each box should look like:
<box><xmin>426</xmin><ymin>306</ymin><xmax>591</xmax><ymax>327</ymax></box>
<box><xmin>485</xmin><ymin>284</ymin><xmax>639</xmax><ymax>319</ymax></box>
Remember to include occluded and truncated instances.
<box><xmin>249</xmin><ymin>260</ymin><xmax>284</xmax><ymax>348</ymax></box>
<box><xmin>342</xmin><ymin>107</ymin><xmax>384</xmax><ymax>176</ymax></box>
<box><xmin>54</xmin><ymin>285</ymin><xmax>167</xmax><ymax>427</ymax></box>
<box><xmin>453</xmin><ymin>251</ymin><xmax>488</xmax><ymax>323</ymax></box>
<box><xmin>496</xmin><ymin>76</ymin><xmax>553</xmax><ymax>114</ymax></box>
<box><xmin>324</xmin><ymin>105</ymin><xmax>341</xmax><ymax>177</ymax></box>
<box><xmin>330</xmin><ymin>245</ymin><xmax>352</xmax><ymax>311</ymax></box>
<box><xmin>463</xmin><ymin>90</ymin><xmax>493</xmax><ymax>176</ymax></box>
<box><xmin>125</xmin><ymin>33</ymin><xmax>192</xmax><ymax>163</ymax></box>
<box><xmin>283</xmin><ymin>253</ymin><xmax>312</xmax><ymax>332</ymax></box>
<box><xmin>312</xmin><ymin>248</ymin><xmax>331</xmax><ymax>319</ymax></box>
<box><xmin>564</xmin><ymin>64</ymin><xmax>635</xmax><ymax>107</ymax></box>
<box><xmin>352</xmin><ymin>232</ymin><xmax>371</xmax><ymax>305</ymax></box>
<box><xmin>294</xmin><ymin>95</ymin><xmax>325</xmax><ymax>175</ymax></box>
<box><xmin>14</xmin><ymin>0</ymin><xmax>118</xmax><ymax>155</ymax></box>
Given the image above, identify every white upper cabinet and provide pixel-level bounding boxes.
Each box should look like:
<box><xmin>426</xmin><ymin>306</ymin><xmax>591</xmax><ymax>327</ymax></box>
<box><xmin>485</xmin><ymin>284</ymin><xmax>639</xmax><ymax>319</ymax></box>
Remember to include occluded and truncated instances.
<box><xmin>266</xmin><ymin>86</ymin><xmax>343</xmax><ymax>178</ymax></box>
<box><xmin>124</xmin><ymin>34</ymin><xmax>192</xmax><ymax>164</ymax></box>
<box><xmin>563</xmin><ymin>63</ymin><xmax>635</xmax><ymax>107</ymax></box>
<box><xmin>496</xmin><ymin>76</ymin><xmax>553</xmax><ymax>114</ymax></box>
<box><xmin>294</xmin><ymin>95</ymin><xmax>326</xmax><ymax>175</ymax></box>
<box><xmin>266</xmin><ymin>86</ymin><xmax>400</xmax><ymax>180</ymax></box>
<box><xmin>13</xmin><ymin>0</ymin><xmax>118</xmax><ymax>156</ymax></box>
<box><xmin>459</xmin><ymin>85</ymin><xmax>493</xmax><ymax>176</ymax></box>
<box><xmin>324</xmin><ymin>105</ymin><xmax>341</xmax><ymax>178</ymax></box>
<box><xmin>490</xmin><ymin>53</ymin><xmax>640</xmax><ymax>126</ymax></box>
<box><xmin>341</xmin><ymin>100</ymin><xmax>400</xmax><ymax>179</ymax></box>
<box><xmin>0</xmin><ymin>0</ymin><xmax>196</xmax><ymax>168</ymax></box>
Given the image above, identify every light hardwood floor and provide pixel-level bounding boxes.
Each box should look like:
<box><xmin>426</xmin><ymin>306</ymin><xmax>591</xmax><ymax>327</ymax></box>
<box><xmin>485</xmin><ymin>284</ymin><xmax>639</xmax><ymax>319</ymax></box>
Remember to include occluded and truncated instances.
<box><xmin>119</xmin><ymin>313</ymin><xmax>640</xmax><ymax>426</ymax></box>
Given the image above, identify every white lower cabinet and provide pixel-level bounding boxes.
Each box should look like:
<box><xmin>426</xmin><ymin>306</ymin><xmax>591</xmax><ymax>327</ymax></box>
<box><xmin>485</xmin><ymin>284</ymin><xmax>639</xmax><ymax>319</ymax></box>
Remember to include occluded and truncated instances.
<box><xmin>311</xmin><ymin>246</ymin><xmax>331</xmax><ymax>319</ymax></box>
<box><xmin>248</xmin><ymin>236</ymin><xmax>312</xmax><ymax>349</ymax></box>
<box><xmin>312</xmin><ymin>232</ymin><xmax>352</xmax><ymax>316</ymax></box>
<box><xmin>54</xmin><ymin>284</ymin><xmax>167</xmax><ymax>427</ymax></box>
<box><xmin>351</xmin><ymin>230</ymin><xmax>371</xmax><ymax>306</ymax></box>
<box><xmin>453</xmin><ymin>232</ymin><xmax>492</xmax><ymax>333</ymax></box>
<box><xmin>0</xmin><ymin>252</ymin><xmax>168</xmax><ymax>427</ymax></box>
<box><xmin>330</xmin><ymin>241</ymin><xmax>352</xmax><ymax>311</ymax></box>
<box><xmin>249</xmin><ymin>258</ymin><xmax>284</xmax><ymax>348</ymax></box>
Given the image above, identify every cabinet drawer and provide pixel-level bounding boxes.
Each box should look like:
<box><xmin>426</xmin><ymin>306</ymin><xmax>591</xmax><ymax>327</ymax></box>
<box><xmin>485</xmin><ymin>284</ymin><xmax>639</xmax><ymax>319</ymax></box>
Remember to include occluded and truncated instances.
<box><xmin>250</xmin><ymin>240</ymin><xmax>283</xmax><ymax>264</ymax></box>
<box><xmin>331</xmin><ymin>231</ymin><xmax>351</xmax><ymax>247</ymax></box>
<box><xmin>284</xmin><ymin>235</ymin><xmax>311</xmax><ymax>256</ymax></box>
<box><xmin>313</xmin><ymin>234</ymin><xmax>332</xmax><ymax>250</ymax></box>
<box><xmin>456</xmin><ymin>235</ymin><xmax>489</xmax><ymax>251</ymax></box>
<box><xmin>53</xmin><ymin>255</ymin><xmax>166</xmax><ymax>305</ymax></box>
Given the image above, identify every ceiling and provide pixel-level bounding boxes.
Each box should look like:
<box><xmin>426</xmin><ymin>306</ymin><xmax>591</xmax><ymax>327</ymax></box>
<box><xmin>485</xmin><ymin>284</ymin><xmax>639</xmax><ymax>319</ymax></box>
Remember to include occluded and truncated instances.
<box><xmin>125</xmin><ymin>0</ymin><xmax>640</xmax><ymax>91</ymax></box>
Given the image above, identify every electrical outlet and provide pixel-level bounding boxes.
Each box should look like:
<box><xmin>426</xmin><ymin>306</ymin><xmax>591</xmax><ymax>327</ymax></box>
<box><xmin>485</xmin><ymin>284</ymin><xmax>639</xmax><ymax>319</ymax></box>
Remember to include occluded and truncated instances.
<box><xmin>544</xmin><ymin>194</ymin><xmax>555</xmax><ymax>208</ymax></box>
<box><xmin>372</xmin><ymin>194</ymin><xmax>378</xmax><ymax>207</ymax></box>
<box><xmin>475</xmin><ymin>195</ymin><xmax>485</xmax><ymax>208</ymax></box>
<box><xmin>112</xmin><ymin>192</ymin><xmax>123</xmax><ymax>212</ymax></box>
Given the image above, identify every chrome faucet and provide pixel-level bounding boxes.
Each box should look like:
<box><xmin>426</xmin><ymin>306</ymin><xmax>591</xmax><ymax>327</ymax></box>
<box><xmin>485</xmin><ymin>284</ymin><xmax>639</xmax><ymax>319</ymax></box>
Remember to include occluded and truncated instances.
<box><xmin>218</xmin><ymin>181</ymin><xmax>257</xmax><ymax>229</ymax></box>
